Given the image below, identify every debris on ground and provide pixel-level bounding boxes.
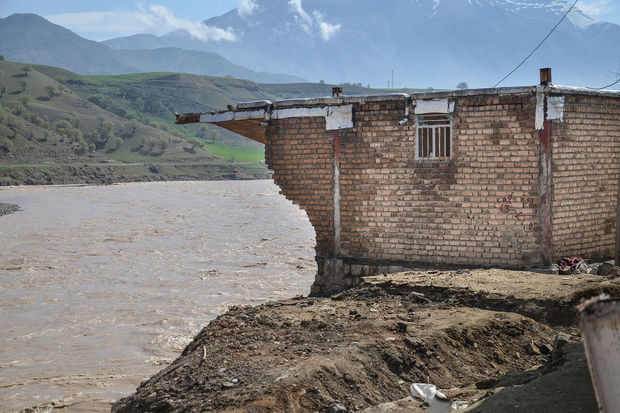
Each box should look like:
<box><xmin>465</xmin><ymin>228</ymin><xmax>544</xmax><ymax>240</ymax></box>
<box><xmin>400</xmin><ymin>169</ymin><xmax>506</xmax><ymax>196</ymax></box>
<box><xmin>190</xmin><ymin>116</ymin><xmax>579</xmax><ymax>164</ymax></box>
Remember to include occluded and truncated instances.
<box><xmin>112</xmin><ymin>269</ymin><xmax>620</xmax><ymax>413</ymax></box>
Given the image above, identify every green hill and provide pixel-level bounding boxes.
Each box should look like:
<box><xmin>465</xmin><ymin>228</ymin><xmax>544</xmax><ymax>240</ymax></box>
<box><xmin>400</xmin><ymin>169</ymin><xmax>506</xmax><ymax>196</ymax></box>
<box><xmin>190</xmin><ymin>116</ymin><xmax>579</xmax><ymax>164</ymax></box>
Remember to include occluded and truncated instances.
<box><xmin>0</xmin><ymin>58</ymin><xmax>416</xmax><ymax>185</ymax></box>
<box><xmin>0</xmin><ymin>59</ymin><xmax>273</xmax><ymax>184</ymax></box>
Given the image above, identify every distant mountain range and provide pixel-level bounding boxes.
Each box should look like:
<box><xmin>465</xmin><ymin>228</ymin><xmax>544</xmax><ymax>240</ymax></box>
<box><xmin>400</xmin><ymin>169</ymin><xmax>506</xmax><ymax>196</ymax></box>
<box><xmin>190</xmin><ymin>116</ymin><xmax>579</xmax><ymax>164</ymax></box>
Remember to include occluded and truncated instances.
<box><xmin>0</xmin><ymin>13</ymin><xmax>304</xmax><ymax>83</ymax></box>
<box><xmin>105</xmin><ymin>0</ymin><xmax>620</xmax><ymax>89</ymax></box>
<box><xmin>1</xmin><ymin>1</ymin><xmax>619</xmax><ymax>89</ymax></box>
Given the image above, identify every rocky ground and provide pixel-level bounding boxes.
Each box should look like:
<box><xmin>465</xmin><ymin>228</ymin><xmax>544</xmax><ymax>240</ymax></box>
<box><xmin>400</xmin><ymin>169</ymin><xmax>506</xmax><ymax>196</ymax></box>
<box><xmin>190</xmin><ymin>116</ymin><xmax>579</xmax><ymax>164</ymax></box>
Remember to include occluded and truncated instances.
<box><xmin>112</xmin><ymin>268</ymin><xmax>620</xmax><ymax>413</ymax></box>
<box><xmin>0</xmin><ymin>202</ymin><xmax>20</xmax><ymax>216</ymax></box>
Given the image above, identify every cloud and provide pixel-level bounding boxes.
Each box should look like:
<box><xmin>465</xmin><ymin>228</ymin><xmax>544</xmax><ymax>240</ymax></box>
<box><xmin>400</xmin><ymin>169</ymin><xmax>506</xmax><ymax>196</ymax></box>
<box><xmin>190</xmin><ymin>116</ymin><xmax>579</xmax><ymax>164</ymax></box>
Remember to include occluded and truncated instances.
<box><xmin>577</xmin><ymin>0</ymin><xmax>612</xmax><ymax>18</ymax></box>
<box><xmin>46</xmin><ymin>11</ymin><xmax>148</xmax><ymax>38</ymax></box>
<box><xmin>289</xmin><ymin>0</ymin><xmax>313</xmax><ymax>33</ymax></box>
<box><xmin>288</xmin><ymin>0</ymin><xmax>341</xmax><ymax>40</ymax></box>
<box><xmin>238</xmin><ymin>0</ymin><xmax>259</xmax><ymax>18</ymax></box>
<box><xmin>46</xmin><ymin>4</ymin><xmax>236</xmax><ymax>42</ymax></box>
<box><xmin>137</xmin><ymin>5</ymin><xmax>237</xmax><ymax>41</ymax></box>
<box><xmin>313</xmin><ymin>11</ymin><xmax>341</xmax><ymax>41</ymax></box>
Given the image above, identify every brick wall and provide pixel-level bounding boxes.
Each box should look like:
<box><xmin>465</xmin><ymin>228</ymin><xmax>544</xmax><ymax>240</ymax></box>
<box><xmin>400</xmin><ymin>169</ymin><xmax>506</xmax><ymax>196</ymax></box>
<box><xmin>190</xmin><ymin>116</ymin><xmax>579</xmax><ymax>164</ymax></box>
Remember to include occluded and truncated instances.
<box><xmin>266</xmin><ymin>93</ymin><xmax>543</xmax><ymax>280</ymax></box>
<box><xmin>265</xmin><ymin>116</ymin><xmax>335</xmax><ymax>257</ymax></box>
<box><xmin>338</xmin><ymin>95</ymin><xmax>542</xmax><ymax>269</ymax></box>
<box><xmin>262</xmin><ymin>90</ymin><xmax>618</xmax><ymax>294</ymax></box>
<box><xmin>550</xmin><ymin>94</ymin><xmax>620</xmax><ymax>259</ymax></box>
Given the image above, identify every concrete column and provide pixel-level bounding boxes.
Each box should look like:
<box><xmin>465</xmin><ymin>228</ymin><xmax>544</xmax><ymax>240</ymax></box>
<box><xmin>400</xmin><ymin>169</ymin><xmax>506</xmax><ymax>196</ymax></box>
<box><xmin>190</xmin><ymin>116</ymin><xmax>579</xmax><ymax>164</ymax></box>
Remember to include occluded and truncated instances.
<box><xmin>333</xmin><ymin>130</ymin><xmax>341</xmax><ymax>256</ymax></box>
<box><xmin>539</xmin><ymin>92</ymin><xmax>553</xmax><ymax>265</ymax></box>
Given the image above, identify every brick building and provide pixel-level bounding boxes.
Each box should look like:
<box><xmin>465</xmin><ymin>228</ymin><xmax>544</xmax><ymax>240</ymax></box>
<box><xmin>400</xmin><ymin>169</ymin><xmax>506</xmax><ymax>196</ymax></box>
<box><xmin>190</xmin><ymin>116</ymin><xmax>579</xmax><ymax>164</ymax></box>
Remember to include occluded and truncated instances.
<box><xmin>176</xmin><ymin>77</ymin><xmax>620</xmax><ymax>294</ymax></box>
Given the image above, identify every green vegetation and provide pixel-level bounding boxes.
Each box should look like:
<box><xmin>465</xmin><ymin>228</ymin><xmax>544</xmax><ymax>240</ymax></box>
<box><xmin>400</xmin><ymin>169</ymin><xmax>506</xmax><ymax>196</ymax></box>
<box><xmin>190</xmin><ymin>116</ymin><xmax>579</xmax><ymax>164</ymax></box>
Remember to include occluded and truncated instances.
<box><xmin>0</xmin><ymin>58</ymin><xmax>425</xmax><ymax>185</ymax></box>
<box><xmin>207</xmin><ymin>142</ymin><xmax>264</xmax><ymax>163</ymax></box>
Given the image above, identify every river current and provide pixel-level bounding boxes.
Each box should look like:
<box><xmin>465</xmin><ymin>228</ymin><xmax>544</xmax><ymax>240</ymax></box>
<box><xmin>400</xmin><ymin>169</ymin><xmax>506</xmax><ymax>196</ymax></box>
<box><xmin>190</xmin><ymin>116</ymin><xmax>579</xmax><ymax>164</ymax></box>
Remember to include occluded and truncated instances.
<box><xmin>0</xmin><ymin>181</ymin><xmax>316</xmax><ymax>412</ymax></box>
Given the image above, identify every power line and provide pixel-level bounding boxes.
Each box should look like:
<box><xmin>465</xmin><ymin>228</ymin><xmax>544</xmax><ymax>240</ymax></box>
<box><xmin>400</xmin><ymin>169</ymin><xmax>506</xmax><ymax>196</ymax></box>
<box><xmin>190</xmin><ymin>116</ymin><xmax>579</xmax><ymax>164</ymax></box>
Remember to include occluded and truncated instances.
<box><xmin>493</xmin><ymin>0</ymin><xmax>578</xmax><ymax>88</ymax></box>
<box><xmin>594</xmin><ymin>77</ymin><xmax>620</xmax><ymax>90</ymax></box>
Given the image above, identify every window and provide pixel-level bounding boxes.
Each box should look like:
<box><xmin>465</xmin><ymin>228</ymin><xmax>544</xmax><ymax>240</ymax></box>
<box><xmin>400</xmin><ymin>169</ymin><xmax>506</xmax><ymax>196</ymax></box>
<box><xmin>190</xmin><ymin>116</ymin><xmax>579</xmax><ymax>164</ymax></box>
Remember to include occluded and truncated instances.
<box><xmin>416</xmin><ymin>113</ymin><xmax>452</xmax><ymax>159</ymax></box>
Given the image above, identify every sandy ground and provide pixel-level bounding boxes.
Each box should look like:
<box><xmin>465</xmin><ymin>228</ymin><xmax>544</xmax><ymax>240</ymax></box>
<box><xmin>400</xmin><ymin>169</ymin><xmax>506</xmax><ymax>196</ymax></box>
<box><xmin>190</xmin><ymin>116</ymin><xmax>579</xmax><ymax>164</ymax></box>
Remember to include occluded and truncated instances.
<box><xmin>112</xmin><ymin>268</ymin><xmax>620</xmax><ymax>412</ymax></box>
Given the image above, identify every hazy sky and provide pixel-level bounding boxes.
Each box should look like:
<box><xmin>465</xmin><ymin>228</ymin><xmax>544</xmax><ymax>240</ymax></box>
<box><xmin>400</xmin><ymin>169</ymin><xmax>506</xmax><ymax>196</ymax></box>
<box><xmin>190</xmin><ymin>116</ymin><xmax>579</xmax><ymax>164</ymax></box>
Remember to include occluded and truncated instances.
<box><xmin>0</xmin><ymin>0</ymin><xmax>619</xmax><ymax>41</ymax></box>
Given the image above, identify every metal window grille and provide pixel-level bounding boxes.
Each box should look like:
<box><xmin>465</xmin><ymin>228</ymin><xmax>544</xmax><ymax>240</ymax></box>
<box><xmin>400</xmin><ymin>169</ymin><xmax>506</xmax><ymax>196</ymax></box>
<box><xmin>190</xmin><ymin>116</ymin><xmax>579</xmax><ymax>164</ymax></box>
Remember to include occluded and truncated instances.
<box><xmin>416</xmin><ymin>113</ymin><xmax>452</xmax><ymax>159</ymax></box>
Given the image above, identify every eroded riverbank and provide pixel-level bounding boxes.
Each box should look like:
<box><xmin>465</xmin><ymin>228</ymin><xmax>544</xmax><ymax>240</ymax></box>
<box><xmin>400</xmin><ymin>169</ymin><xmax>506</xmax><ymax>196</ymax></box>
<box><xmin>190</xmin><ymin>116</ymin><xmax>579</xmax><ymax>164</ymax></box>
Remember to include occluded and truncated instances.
<box><xmin>113</xmin><ymin>268</ymin><xmax>620</xmax><ymax>413</ymax></box>
<box><xmin>0</xmin><ymin>162</ymin><xmax>269</xmax><ymax>186</ymax></box>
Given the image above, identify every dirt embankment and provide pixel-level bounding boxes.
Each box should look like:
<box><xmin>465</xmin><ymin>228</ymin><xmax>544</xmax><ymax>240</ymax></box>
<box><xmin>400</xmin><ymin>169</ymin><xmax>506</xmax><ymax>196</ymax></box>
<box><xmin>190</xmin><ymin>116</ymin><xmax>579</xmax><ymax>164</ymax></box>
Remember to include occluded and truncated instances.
<box><xmin>0</xmin><ymin>163</ymin><xmax>270</xmax><ymax>186</ymax></box>
<box><xmin>112</xmin><ymin>269</ymin><xmax>620</xmax><ymax>413</ymax></box>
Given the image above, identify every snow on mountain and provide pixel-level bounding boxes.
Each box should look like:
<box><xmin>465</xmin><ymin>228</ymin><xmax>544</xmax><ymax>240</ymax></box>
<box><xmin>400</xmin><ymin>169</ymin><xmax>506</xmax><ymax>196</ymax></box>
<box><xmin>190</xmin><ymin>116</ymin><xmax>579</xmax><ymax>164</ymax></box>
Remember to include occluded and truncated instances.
<box><xmin>106</xmin><ymin>0</ymin><xmax>620</xmax><ymax>88</ymax></box>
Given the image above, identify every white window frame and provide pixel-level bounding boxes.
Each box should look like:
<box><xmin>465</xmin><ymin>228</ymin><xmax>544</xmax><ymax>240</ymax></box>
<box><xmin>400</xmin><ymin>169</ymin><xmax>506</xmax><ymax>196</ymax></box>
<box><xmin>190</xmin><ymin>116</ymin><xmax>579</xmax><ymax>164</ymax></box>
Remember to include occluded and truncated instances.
<box><xmin>415</xmin><ymin>113</ymin><xmax>452</xmax><ymax>160</ymax></box>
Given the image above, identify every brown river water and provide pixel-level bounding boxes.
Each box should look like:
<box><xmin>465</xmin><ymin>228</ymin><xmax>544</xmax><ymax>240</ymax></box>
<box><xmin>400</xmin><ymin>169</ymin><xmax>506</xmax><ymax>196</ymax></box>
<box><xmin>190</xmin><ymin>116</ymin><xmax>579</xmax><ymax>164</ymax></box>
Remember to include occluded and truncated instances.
<box><xmin>0</xmin><ymin>181</ymin><xmax>316</xmax><ymax>412</ymax></box>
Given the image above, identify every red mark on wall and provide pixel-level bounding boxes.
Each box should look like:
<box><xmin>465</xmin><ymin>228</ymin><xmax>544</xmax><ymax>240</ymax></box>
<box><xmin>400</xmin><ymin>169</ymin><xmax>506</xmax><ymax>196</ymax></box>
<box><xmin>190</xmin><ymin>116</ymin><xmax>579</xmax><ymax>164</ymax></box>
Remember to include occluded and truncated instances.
<box><xmin>496</xmin><ymin>195</ymin><xmax>537</xmax><ymax>231</ymax></box>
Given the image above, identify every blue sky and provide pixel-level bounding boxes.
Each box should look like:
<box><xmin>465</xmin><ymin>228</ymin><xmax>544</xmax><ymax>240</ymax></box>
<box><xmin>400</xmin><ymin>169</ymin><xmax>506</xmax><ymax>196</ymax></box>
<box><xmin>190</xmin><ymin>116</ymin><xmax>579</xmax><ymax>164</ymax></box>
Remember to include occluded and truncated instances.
<box><xmin>0</xmin><ymin>0</ymin><xmax>619</xmax><ymax>41</ymax></box>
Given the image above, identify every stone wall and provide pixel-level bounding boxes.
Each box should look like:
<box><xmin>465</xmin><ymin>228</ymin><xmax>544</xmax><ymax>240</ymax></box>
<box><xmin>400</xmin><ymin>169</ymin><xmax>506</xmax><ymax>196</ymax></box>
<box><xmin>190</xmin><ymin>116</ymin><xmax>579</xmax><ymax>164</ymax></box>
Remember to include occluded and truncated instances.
<box><xmin>550</xmin><ymin>94</ymin><xmax>620</xmax><ymax>259</ymax></box>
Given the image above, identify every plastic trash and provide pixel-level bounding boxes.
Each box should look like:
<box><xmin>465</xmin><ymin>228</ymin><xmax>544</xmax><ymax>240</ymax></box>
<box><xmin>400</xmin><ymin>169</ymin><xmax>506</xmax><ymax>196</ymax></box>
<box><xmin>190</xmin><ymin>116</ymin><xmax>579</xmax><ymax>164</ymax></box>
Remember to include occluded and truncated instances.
<box><xmin>410</xmin><ymin>383</ymin><xmax>448</xmax><ymax>405</ymax></box>
<box><xmin>411</xmin><ymin>383</ymin><xmax>469</xmax><ymax>411</ymax></box>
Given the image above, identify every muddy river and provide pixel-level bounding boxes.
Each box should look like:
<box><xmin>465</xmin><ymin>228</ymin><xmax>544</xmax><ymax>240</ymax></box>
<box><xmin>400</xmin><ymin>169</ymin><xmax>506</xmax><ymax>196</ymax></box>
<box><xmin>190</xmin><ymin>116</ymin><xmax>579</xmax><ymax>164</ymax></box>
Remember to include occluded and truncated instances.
<box><xmin>0</xmin><ymin>181</ymin><xmax>316</xmax><ymax>412</ymax></box>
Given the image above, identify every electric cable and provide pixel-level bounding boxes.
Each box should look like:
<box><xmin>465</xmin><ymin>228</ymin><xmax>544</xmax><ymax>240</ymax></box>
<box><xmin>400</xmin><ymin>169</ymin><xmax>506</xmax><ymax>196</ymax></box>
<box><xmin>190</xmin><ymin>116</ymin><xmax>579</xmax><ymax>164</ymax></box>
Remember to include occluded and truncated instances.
<box><xmin>493</xmin><ymin>0</ymin><xmax>578</xmax><ymax>88</ymax></box>
<box><xmin>593</xmin><ymin>77</ymin><xmax>620</xmax><ymax>90</ymax></box>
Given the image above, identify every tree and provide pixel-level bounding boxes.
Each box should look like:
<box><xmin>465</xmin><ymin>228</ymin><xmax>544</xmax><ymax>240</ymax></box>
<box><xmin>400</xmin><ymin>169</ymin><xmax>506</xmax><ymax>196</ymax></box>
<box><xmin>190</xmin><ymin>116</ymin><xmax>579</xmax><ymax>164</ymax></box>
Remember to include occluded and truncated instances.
<box><xmin>207</xmin><ymin>130</ymin><xmax>217</xmax><ymax>144</ymax></box>
<box><xmin>111</xmin><ymin>137</ymin><xmax>123</xmax><ymax>150</ymax></box>
<box><xmin>65</xmin><ymin>111</ymin><xmax>81</xmax><ymax>128</ymax></box>
<box><xmin>187</xmin><ymin>137</ymin><xmax>202</xmax><ymax>152</ymax></box>
<box><xmin>457</xmin><ymin>82</ymin><xmax>468</xmax><ymax>90</ymax></box>
<box><xmin>0</xmin><ymin>124</ymin><xmax>14</xmax><ymax>140</ymax></box>
<box><xmin>21</xmin><ymin>64</ymin><xmax>32</xmax><ymax>77</ymax></box>
<box><xmin>135</xmin><ymin>97</ymin><xmax>144</xmax><ymax>111</ymax></box>
<box><xmin>0</xmin><ymin>86</ymin><xmax>6</xmax><ymax>98</ymax></box>
<box><xmin>45</xmin><ymin>85</ymin><xmax>59</xmax><ymax>99</ymax></box>
<box><xmin>129</xmin><ymin>119</ymin><xmax>139</xmax><ymax>135</ymax></box>
<box><xmin>20</xmin><ymin>80</ymin><xmax>27</xmax><ymax>92</ymax></box>
<box><xmin>18</xmin><ymin>96</ymin><xmax>29</xmax><ymax>108</ymax></box>
<box><xmin>0</xmin><ymin>55</ymin><xmax>4</xmax><ymax>61</ymax></box>
<box><xmin>99</xmin><ymin>121</ymin><xmax>113</xmax><ymax>142</ymax></box>
<box><xmin>0</xmin><ymin>136</ymin><xmax>14</xmax><ymax>152</ymax></box>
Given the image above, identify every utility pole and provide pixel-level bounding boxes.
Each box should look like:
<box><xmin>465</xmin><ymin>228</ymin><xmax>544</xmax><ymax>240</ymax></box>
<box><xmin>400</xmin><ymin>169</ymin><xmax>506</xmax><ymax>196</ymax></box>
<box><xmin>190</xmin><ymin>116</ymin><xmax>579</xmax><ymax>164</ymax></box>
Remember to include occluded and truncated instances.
<box><xmin>392</xmin><ymin>69</ymin><xmax>394</xmax><ymax>90</ymax></box>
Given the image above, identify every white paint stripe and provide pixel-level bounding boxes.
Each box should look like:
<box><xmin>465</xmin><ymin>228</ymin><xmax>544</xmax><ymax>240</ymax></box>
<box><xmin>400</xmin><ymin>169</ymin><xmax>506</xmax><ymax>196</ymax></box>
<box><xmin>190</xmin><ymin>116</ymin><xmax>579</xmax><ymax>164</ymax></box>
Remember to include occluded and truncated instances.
<box><xmin>413</xmin><ymin>98</ymin><xmax>454</xmax><ymax>114</ymax></box>
<box><xmin>273</xmin><ymin>105</ymin><xmax>354</xmax><ymax>130</ymax></box>
<box><xmin>546</xmin><ymin>96</ymin><xmax>565</xmax><ymax>121</ymax></box>
<box><xmin>535</xmin><ymin>93</ymin><xmax>545</xmax><ymax>130</ymax></box>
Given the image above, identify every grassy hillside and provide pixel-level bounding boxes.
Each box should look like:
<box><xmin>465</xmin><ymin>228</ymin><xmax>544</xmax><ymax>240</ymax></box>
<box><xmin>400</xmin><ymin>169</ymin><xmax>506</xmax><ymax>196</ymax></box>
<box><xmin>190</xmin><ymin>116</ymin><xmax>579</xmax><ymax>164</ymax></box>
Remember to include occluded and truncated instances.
<box><xmin>0</xmin><ymin>58</ymin><xmax>427</xmax><ymax>185</ymax></box>
<box><xmin>0</xmin><ymin>59</ymin><xmax>273</xmax><ymax>184</ymax></box>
